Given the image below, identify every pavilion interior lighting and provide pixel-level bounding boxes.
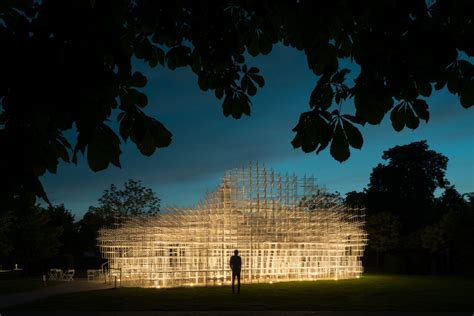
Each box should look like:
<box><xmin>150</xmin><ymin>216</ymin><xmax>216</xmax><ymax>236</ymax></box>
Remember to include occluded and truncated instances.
<box><xmin>98</xmin><ymin>163</ymin><xmax>367</xmax><ymax>288</ymax></box>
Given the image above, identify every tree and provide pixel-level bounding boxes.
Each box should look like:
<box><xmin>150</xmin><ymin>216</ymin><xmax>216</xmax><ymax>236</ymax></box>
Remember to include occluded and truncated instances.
<box><xmin>46</xmin><ymin>204</ymin><xmax>78</xmax><ymax>255</ymax></box>
<box><xmin>421</xmin><ymin>187</ymin><xmax>474</xmax><ymax>273</ymax></box>
<box><xmin>0</xmin><ymin>211</ymin><xmax>13</xmax><ymax>259</ymax></box>
<box><xmin>95</xmin><ymin>179</ymin><xmax>160</xmax><ymax>217</ymax></box>
<box><xmin>299</xmin><ymin>188</ymin><xmax>343</xmax><ymax>210</ymax></box>
<box><xmin>365</xmin><ymin>212</ymin><xmax>401</xmax><ymax>268</ymax></box>
<box><xmin>9</xmin><ymin>206</ymin><xmax>62</xmax><ymax>273</ymax></box>
<box><xmin>344</xmin><ymin>191</ymin><xmax>367</xmax><ymax>209</ymax></box>
<box><xmin>1</xmin><ymin>1</ymin><xmax>473</xmax><ymax>207</ymax></box>
<box><xmin>366</xmin><ymin>141</ymin><xmax>449</xmax><ymax>232</ymax></box>
<box><xmin>77</xmin><ymin>179</ymin><xmax>160</xmax><ymax>257</ymax></box>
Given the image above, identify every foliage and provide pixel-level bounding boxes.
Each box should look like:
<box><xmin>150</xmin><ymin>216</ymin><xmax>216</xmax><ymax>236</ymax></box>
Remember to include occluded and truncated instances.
<box><xmin>95</xmin><ymin>179</ymin><xmax>160</xmax><ymax>217</ymax></box>
<box><xmin>8</xmin><ymin>206</ymin><xmax>62</xmax><ymax>272</ymax></box>
<box><xmin>77</xmin><ymin>179</ymin><xmax>160</xmax><ymax>256</ymax></box>
<box><xmin>46</xmin><ymin>204</ymin><xmax>78</xmax><ymax>254</ymax></box>
<box><xmin>365</xmin><ymin>212</ymin><xmax>400</xmax><ymax>255</ymax></box>
<box><xmin>1</xmin><ymin>1</ymin><xmax>473</xmax><ymax>206</ymax></box>
<box><xmin>366</xmin><ymin>141</ymin><xmax>449</xmax><ymax>232</ymax></box>
<box><xmin>344</xmin><ymin>191</ymin><xmax>366</xmax><ymax>209</ymax></box>
<box><xmin>299</xmin><ymin>189</ymin><xmax>343</xmax><ymax>210</ymax></box>
<box><xmin>0</xmin><ymin>211</ymin><xmax>13</xmax><ymax>258</ymax></box>
<box><xmin>421</xmin><ymin>187</ymin><xmax>474</xmax><ymax>269</ymax></box>
<box><xmin>76</xmin><ymin>210</ymin><xmax>108</xmax><ymax>257</ymax></box>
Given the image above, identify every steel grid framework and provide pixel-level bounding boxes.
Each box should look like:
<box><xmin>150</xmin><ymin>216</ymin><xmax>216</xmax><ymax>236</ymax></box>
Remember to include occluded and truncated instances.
<box><xmin>98</xmin><ymin>163</ymin><xmax>367</xmax><ymax>288</ymax></box>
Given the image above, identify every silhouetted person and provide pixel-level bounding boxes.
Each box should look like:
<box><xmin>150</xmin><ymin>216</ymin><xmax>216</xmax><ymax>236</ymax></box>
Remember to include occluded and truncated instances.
<box><xmin>229</xmin><ymin>249</ymin><xmax>241</xmax><ymax>293</ymax></box>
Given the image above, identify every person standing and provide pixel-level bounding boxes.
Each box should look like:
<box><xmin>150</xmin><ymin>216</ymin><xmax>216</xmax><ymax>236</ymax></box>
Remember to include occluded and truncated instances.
<box><xmin>229</xmin><ymin>249</ymin><xmax>241</xmax><ymax>294</ymax></box>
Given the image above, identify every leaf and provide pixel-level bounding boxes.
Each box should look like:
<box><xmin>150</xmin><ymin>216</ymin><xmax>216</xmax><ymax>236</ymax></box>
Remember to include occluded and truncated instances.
<box><xmin>215</xmin><ymin>88</ymin><xmax>224</xmax><ymax>100</ymax></box>
<box><xmin>132</xmin><ymin>115</ymin><xmax>172</xmax><ymax>156</ymax></box>
<box><xmin>130</xmin><ymin>89</ymin><xmax>148</xmax><ymax>107</ymax></box>
<box><xmin>405</xmin><ymin>106</ymin><xmax>420</xmax><ymax>129</ymax></box>
<box><xmin>417</xmin><ymin>81</ymin><xmax>432</xmax><ymax>97</ymax></box>
<box><xmin>332</xmin><ymin>68</ymin><xmax>350</xmax><ymax>84</ymax></box>
<box><xmin>412</xmin><ymin>99</ymin><xmax>430</xmax><ymax>122</ymax></box>
<box><xmin>87</xmin><ymin>125</ymin><xmax>122</xmax><ymax>172</ymax></box>
<box><xmin>459</xmin><ymin>80</ymin><xmax>474</xmax><ymax>108</ymax></box>
<box><xmin>342</xmin><ymin>114</ymin><xmax>366</xmax><ymax>125</ymax></box>
<box><xmin>131</xmin><ymin>72</ymin><xmax>147</xmax><ymax>88</ymax></box>
<box><xmin>248</xmin><ymin>73</ymin><xmax>264</xmax><ymax>88</ymax></box>
<box><xmin>390</xmin><ymin>102</ymin><xmax>405</xmax><ymax>132</ymax></box>
<box><xmin>248</xmin><ymin>67</ymin><xmax>259</xmax><ymax>74</ymax></box>
<box><xmin>148</xmin><ymin>118</ymin><xmax>172</xmax><ymax>148</ymax></box>
<box><xmin>330</xmin><ymin>123</ymin><xmax>350</xmax><ymax>162</ymax></box>
<box><xmin>342</xmin><ymin>119</ymin><xmax>363</xmax><ymax>149</ymax></box>
<box><xmin>310</xmin><ymin>84</ymin><xmax>334</xmax><ymax>110</ymax></box>
<box><xmin>259</xmin><ymin>37</ymin><xmax>272</xmax><ymax>55</ymax></box>
<box><xmin>56</xmin><ymin>141</ymin><xmax>70</xmax><ymax>163</ymax></box>
<box><xmin>291</xmin><ymin>110</ymin><xmax>332</xmax><ymax>155</ymax></box>
<box><xmin>198</xmin><ymin>75</ymin><xmax>208</xmax><ymax>91</ymax></box>
<box><xmin>247</xmin><ymin>81</ymin><xmax>257</xmax><ymax>96</ymax></box>
<box><xmin>446</xmin><ymin>72</ymin><xmax>459</xmax><ymax>94</ymax></box>
<box><xmin>222</xmin><ymin>96</ymin><xmax>232</xmax><ymax>117</ymax></box>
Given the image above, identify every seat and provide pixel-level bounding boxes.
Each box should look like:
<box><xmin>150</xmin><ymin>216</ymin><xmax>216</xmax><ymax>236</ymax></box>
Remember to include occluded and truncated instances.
<box><xmin>48</xmin><ymin>269</ymin><xmax>57</xmax><ymax>280</ymax></box>
<box><xmin>48</xmin><ymin>268</ymin><xmax>62</xmax><ymax>280</ymax></box>
<box><xmin>87</xmin><ymin>269</ymin><xmax>94</xmax><ymax>281</ymax></box>
<box><xmin>63</xmin><ymin>269</ymin><xmax>75</xmax><ymax>281</ymax></box>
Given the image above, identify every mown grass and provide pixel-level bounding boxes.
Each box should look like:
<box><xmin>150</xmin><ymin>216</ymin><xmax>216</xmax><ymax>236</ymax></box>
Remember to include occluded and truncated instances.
<box><xmin>9</xmin><ymin>274</ymin><xmax>474</xmax><ymax>311</ymax></box>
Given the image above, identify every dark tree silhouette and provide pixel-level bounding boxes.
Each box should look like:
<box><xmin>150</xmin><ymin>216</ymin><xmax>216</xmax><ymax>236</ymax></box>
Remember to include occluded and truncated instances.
<box><xmin>365</xmin><ymin>211</ymin><xmax>401</xmax><ymax>268</ymax></box>
<box><xmin>366</xmin><ymin>141</ymin><xmax>449</xmax><ymax>232</ymax></box>
<box><xmin>344</xmin><ymin>191</ymin><xmax>367</xmax><ymax>209</ymax></box>
<box><xmin>46</xmin><ymin>204</ymin><xmax>78</xmax><ymax>255</ymax></box>
<box><xmin>8</xmin><ymin>205</ymin><xmax>62</xmax><ymax>273</ymax></box>
<box><xmin>1</xmin><ymin>1</ymin><xmax>473</xmax><ymax>206</ymax></box>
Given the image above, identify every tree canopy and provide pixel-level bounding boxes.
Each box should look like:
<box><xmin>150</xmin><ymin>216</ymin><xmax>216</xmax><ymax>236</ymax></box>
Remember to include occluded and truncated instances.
<box><xmin>92</xmin><ymin>179</ymin><xmax>161</xmax><ymax>218</ymax></box>
<box><xmin>366</xmin><ymin>141</ymin><xmax>449</xmax><ymax>231</ymax></box>
<box><xmin>77</xmin><ymin>179</ymin><xmax>160</xmax><ymax>256</ymax></box>
<box><xmin>1</xmin><ymin>0</ymin><xmax>473</xmax><ymax>206</ymax></box>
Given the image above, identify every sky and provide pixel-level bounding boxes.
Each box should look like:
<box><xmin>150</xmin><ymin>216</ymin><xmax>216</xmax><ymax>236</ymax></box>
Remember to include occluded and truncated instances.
<box><xmin>41</xmin><ymin>44</ymin><xmax>474</xmax><ymax>219</ymax></box>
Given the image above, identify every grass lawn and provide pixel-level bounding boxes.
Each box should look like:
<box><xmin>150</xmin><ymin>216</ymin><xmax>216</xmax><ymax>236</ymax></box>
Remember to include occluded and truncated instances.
<box><xmin>9</xmin><ymin>274</ymin><xmax>474</xmax><ymax>311</ymax></box>
<box><xmin>0</xmin><ymin>278</ymin><xmax>62</xmax><ymax>295</ymax></box>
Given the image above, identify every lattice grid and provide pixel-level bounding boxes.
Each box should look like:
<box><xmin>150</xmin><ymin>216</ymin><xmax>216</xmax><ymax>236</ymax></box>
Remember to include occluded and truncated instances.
<box><xmin>98</xmin><ymin>163</ymin><xmax>367</xmax><ymax>287</ymax></box>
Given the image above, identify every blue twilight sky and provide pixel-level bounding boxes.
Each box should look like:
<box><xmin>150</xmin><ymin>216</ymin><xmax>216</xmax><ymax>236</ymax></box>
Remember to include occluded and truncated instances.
<box><xmin>41</xmin><ymin>44</ymin><xmax>474</xmax><ymax>219</ymax></box>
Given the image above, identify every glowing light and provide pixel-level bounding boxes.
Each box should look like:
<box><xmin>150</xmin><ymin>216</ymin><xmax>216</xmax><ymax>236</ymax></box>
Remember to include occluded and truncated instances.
<box><xmin>356</xmin><ymin>275</ymin><xmax>360</xmax><ymax>279</ymax></box>
<box><xmin>98</xmin><ymin>163</ymin><xmax>367</xmax><ymax>288</ymax></box>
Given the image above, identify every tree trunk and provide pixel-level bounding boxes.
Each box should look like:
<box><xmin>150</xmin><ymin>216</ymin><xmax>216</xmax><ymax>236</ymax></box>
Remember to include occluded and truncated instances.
<box><xmin>375</xmin><ymin>251</ymin><xmax>380</xmax><ymax>269</ymax></box>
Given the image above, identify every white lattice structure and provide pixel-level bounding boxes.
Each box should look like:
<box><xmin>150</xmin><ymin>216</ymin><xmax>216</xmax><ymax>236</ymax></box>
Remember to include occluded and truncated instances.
<box><xmin>98</xmin><ymin>163</ymin><xmax>367</xmax><ymax>288</ymax></box>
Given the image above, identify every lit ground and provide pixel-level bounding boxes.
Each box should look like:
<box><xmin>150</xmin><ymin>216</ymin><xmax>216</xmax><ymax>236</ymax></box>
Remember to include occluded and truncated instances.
<box><xmin>5</xmin><ymin>274</ymin><xmax>474</xmax><ymax>312</ymax></box>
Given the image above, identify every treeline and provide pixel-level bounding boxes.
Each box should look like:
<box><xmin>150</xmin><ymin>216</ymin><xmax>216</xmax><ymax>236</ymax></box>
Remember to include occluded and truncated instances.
<box><xmin>0</xmin><ymin>179</ymin><xmax>160</xmax><ymax>274</ymax></box>
<box><xmin>345</xmin><ymin>141</ymin><xmax>474</xmax><ymax>274</ymax></box>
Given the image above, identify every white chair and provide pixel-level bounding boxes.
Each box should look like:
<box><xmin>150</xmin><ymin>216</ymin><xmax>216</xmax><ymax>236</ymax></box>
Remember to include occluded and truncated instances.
<box><xmin>48</xmin><ymin>269</ymin><xmax>57</xmax><ymax>280</ymax></box>
<box><xmin>63</xmin><ymin>269</ymin><xmax>75</xmax><ymax>281</ymax></box>
<box><xmin>48</xmin><ymin>268</ymin><xmax>62</xmax><ymax>280</ymax></box>
<box><xmin>87</xmin><ymin>269</ymin><xmax>95</xmax><ymax>281</ymax></box>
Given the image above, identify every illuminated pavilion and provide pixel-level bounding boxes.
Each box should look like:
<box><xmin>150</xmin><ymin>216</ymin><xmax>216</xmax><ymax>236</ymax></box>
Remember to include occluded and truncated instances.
<box><xmin>98</xmin><ymin>163</ymin><xmax>367</xmax><ymax>288</ymax></box>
